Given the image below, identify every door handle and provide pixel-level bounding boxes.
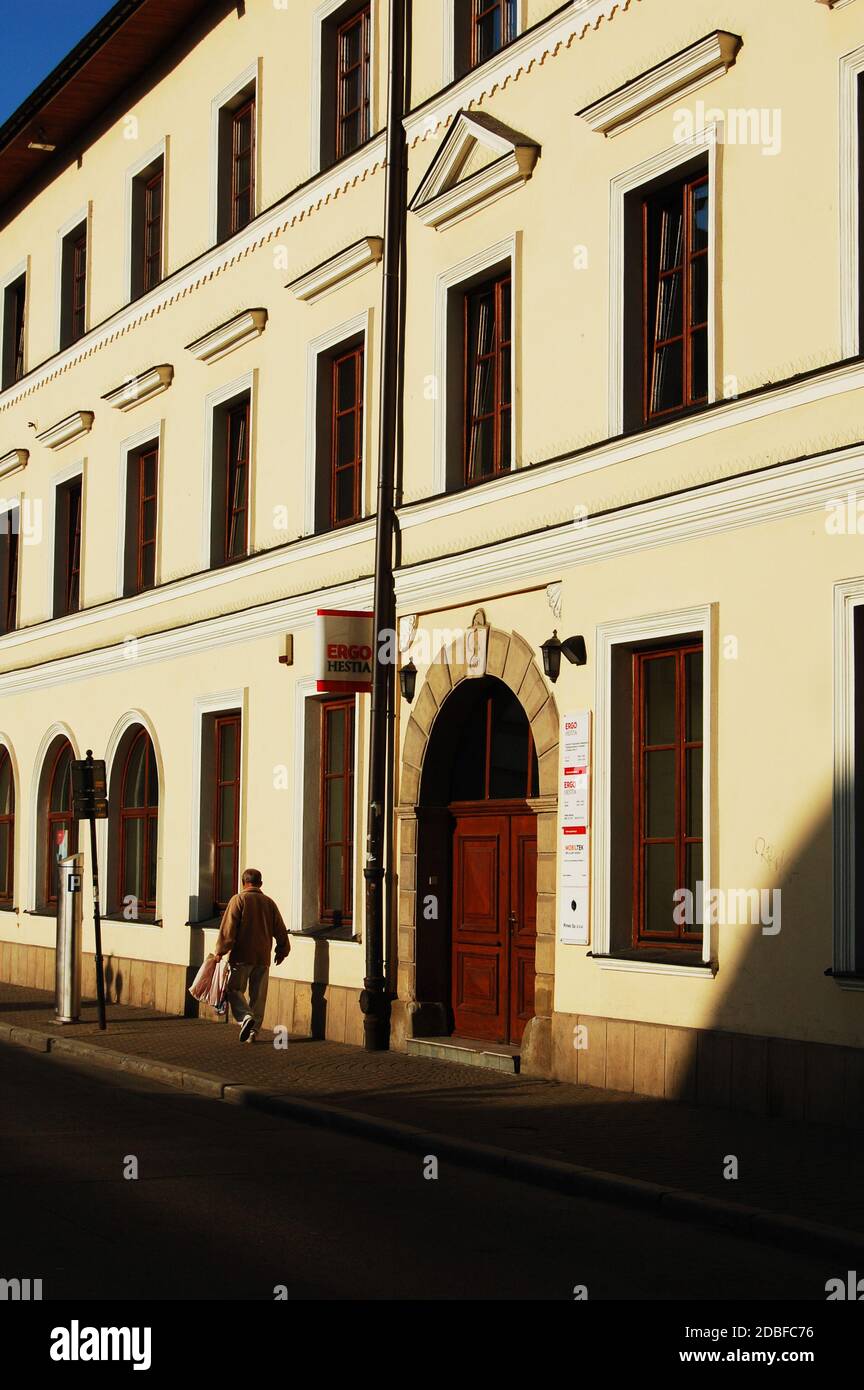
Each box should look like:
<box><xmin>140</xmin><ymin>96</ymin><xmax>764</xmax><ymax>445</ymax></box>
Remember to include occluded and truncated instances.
<box><xmin>508</xmin><ymin>911</ymin><xmax>517</xmax><ymax>935</ymax></box>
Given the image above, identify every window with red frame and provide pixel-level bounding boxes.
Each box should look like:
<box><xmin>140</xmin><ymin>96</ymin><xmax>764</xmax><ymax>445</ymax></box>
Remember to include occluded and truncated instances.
<box><xmin>320</xmin><ymin>699</ymin><xmax>354</xmax><ymax>926</ymax></box>
<box><xmin>331</xmin><ymin>345</ymin><xmax>363</xmax><ymax>527</ymax></box>
<box><xmin>133</xmin><ymin>446</ymin><xmax>158</xmax><ymax>593</ymax></box>
<box><xmin>0</xmin><ymin>746</ymin><xmax>14</xmax><ymax>907</ymax></box>
<box><xmin>0</xmin><ymin>507</ymin><xmax>18</xmax><ymax>636</ymax></box>
<box><xmin>224</xmin><ymin>400</ymin><xmax>249</xmax><ymax>562</ymax></box>
<box><xmin>471</xmin><ymin>0</ymin><xmax>517</xmax><ymax>68</ymax></box>
<box><xmin>643</xmin><ymin>172</ymin><xmax>709</xmax><ymax>423</ymax></box>
<box><xmin>143</xmin><ymin>168</ymin><xmax>163</xmax><ymax>292</ymax></box>
<box><xmin>632</xmin><ymin>643</ymin><xmax>703</xmax><ymax>945</ymax></box>
<box><xmin>70</xmin><ymin>229</ymin><xmax>87</xmax><ymax>343</ymax></box>
<box><xmin>45</xmin><ymin>741</ymin><xmax>77</xmax><ymax>907</ymax></box>
<box><xmin>230</xmin><ymin>99</ymin><xmax>255</xmax><ymax>235</ymax></box>
<box><xmin>214</xmin><ymin>714</ymin><xmax>241</xmax><ymax>913</ymax></box>
<box><xmin>55</xmin><ymin>477</ymin><xmax>82</xmax><ymax>617</ymax></box>
<box><xmin>336</xmin><ymin>5</ymin><xmax>370</xmax><ymax>159</ymax></box>
<box><xmin>118</xmin><ymin>729</ymin><xmax>159</xmax><ymax>917</ymax></box>
<box><xmin>2</xmin><ymin>272</ymin><xmax>26</xmax><ymax>388</ymax></box>
<box><xmin>464</xmin><ymin>271</ymin><xmax>511</xmax><ymax>484</ymax></box>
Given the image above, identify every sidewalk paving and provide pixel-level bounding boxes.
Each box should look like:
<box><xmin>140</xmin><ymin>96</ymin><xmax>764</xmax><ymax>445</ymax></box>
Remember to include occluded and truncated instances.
<box><xmin>2</xmin><ymin>982</ymin><xmax>863</xmax><ymax>1253</ymax></box>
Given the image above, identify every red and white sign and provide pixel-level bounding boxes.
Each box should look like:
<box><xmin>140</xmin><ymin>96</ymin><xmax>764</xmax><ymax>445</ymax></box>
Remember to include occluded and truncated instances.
<box><xmin>316</xmin><ymin>609</ymin><xmax>374</xmax><ymax>694</ymax></box>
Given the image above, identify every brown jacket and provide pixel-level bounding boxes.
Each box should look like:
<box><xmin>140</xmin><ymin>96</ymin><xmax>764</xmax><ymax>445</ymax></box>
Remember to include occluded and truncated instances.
<box><xmin>214</xmin><ymin>887</ymin><xmax>290</xmax><ymax>968</ymax></box>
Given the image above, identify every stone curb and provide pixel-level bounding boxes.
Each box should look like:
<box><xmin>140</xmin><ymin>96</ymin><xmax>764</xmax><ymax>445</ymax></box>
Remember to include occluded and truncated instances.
<box><xmin>2</xmin><ymin>1021</ymin><xmax>862</xmax><ymax>1262</ymax></box>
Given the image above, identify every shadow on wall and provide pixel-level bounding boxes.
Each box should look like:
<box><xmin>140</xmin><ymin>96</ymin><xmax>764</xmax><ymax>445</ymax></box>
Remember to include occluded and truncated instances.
<box><xmin>311</xmin><ymin>936</ymin><xmax>331</xmax><ymax>1040</ymax></box>
<box><xmin>560</xmin><ymin>791</ymin><xmax>864</xmax><ymax>1129</ymax></box>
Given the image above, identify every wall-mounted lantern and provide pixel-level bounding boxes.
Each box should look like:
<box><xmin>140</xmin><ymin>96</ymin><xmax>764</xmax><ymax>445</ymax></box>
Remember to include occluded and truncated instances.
<box><xmin>399</xmin><ymin>659</ymin><xmax>418</xmax><ymax>703</ymax></box>
<box><xmin>541</xmin><ymin>631</ymin><xmax>587</xmax><ymax>683</ymax></box>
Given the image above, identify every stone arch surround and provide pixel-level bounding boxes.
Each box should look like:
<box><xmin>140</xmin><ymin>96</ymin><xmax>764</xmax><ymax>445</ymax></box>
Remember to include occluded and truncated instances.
<box><xmin>393</xmin><ymin>627</ymin><xmax>559</xmax><ymax>1077</ymax></box>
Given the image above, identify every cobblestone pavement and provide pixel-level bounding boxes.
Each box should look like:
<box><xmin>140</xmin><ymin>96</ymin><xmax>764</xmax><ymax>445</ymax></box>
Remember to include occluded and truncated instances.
<box><xmin>2</xmin><ymin>982</ymin><xmax>862</xmax><ymax>1237</ymax></box>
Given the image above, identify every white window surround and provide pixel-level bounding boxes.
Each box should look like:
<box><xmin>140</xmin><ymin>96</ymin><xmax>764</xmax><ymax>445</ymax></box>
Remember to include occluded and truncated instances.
<box><xmin>188</xmin><ymin>688</ymin><xmax>247</xmax><ymax>917</ymax></box>
<box><xmin>839</xmin><ymin>44</ymin><xmax>864</xmax><ymax>357</ymax></box>
<box><xmin>593</xmin><ymin>604</ymin><xmax>714</xmax><ymax>971</ymax></box>
<box><xmin>27</xmin><ymin>721</ymin><xmax>80</xmax><ymax>912</ymax></box>
<box><xmin>608</xmin><ymin>122</ymin><xmax>721</xmax><ymax>438</ymax></box>
<box><xmin>115</xmin><ymin>421</ymin><xmax>164</xmax><ymax>599</ymax></box>
<box><xmin>123</xmin><ymin>137</ymin><xmax>168</xmax><ymax>303</ymax></box>
<box><xmin>46</xmin><ymin>459</ymin><xmax>85</xmax><ymax>620</ymax></box>
<box><xmin>291</xmin><ymin>676</ymin><xmax>362</xmax><ymax>938</ymax></box>
<box><xmin>98</xmin><ymin>709</ymin><xmax>165</xmax><ymax>924</ymax></box>
<box><xmin>209</xmin><ymin>60</ymin><xmax>262</xmax><ymax>246</ymax></box>
<box><xmin>200</xmin><ymin>369</ymin><xmax>257</xmax><ymax>570</ymax></box>
<box><xmin>833</xmin><ymin>577</ymin><xmax>864</xmax><ymax>986</ymax></box>
<box><xmin>432</xmin><ymin>232</ymin><xmax>517</xmax><ymax>495</ymax></box>
<box><xmin>0</xmin><ymin>257</ymin><xmax>29</xmax><ymax>381</ymax></box>
<box><xmin>442</xmin><ymin>0</ymin><xmax>527</xmax><ymax>87</ymax></box>
<box><xmin>310</xmin><ymin>0</ymin><xmax>379</xmax><ymax>177</ymax></box>
<box><xmin>54</xmin><ymin>205</ymin><xmax>90</xmax><ymax>353</ymax></box>
<box><xmin>304</xmin><ymin>309</ymin><xmax>372</xmax><ymax>536</ymax></box>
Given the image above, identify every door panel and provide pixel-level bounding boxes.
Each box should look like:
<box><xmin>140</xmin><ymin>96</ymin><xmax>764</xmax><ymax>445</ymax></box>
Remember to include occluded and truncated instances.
<box><xmin>509</xmin><ymin>814</ymin><xmax>537</xmax><ymax>1044</ymax></box>
<box><xmin>452</xmin><ymin>813</ymin><xmax>508</xmax><ymax>1040</ymax></box>
<box><xmin>451</xmin><ymin>807</ymin><xmax>537</xmax><ymax>1045</ymax></box>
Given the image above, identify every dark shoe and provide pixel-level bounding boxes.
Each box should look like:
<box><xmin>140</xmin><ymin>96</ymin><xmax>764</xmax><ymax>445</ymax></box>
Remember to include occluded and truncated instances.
<box><xmin>247</xmin><ymin>1029</ymin><xmax>258</xmax><ymax>1045</ymax></box>
<box><xmin>239</xmin><ymin>1015</ymin><xmax>255</xmax><ymax>1043</ymax></box>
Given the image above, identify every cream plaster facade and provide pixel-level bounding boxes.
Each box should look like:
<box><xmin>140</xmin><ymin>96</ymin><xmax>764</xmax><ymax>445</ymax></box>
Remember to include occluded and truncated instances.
<box><xmin>2</xmin><ymin>0</ymin><xmax>864</xmax><ymax>1125</ymax></box>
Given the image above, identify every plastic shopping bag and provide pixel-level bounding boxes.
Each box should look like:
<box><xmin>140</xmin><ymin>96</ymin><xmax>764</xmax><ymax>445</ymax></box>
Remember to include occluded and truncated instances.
<box><xmin>207</xmin><ymin>957</ymin><xmax>232</xmax><ymax>1009</ymax></box>
<box><xmin>188</xmin><ymin>954</ymin><xmax>218</xmax><ymax>1003</ymax></box>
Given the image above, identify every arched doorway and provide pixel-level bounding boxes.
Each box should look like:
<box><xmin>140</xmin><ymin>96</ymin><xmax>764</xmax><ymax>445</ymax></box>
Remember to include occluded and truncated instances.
<box><xmin>419</xmin><ymin>675</ymin><xmax>538</xmax><ymax>1045</ymax></box>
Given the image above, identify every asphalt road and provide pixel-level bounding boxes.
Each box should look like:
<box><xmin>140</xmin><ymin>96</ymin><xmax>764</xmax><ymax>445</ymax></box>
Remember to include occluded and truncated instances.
<box><xmin>0</xmin><ymin>1041</ymin><xmax>844</xmax><ymax>1301</ymax></box>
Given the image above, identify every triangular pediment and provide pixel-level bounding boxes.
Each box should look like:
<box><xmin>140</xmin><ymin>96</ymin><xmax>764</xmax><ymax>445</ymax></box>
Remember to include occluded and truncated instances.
<box><xmin>409</xmin><ymin>109</ymin><xmax>539</xmax><ymax>231</ymax></box>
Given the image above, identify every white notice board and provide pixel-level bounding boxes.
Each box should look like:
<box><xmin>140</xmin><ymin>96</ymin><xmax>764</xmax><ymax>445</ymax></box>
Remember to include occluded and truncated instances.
<box><xmin>559</xmin><ymin>710</ymin><xmax>590</xmax><ymax>945</ymax></box>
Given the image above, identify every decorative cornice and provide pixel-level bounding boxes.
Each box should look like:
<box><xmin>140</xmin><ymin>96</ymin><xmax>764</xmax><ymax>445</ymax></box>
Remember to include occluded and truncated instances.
<box><xmin>409</xmin><ymin>110</ymin><xmax>539</xmax><ymax>230</ymax></box>
<box><xmin>0</xmin><ymin>448</ymin><xmax>29</xmax><ymax>481</ymax></box>
<box><xmin>576</xmin><ymin>31</ymin><xmax>742</xmax><ymax>136</ymax></box>
<box><xmin>405</xmin><ymin>355</ymin><xmax>864</xmax><ymax>535</ymax></box>
<box><xmin>35</xmin><ymin>411</ymin><xmax>94</xmax><ymax>451</ymax></box>
<box><xmin>101</xmin><ymin>364</ymin><xmax>174</xmax><ymax>411</ymax></box>
<box><xmin>0</xmin><ymin>574</ymin><xmax>375</xmax><ymax>697</ymax></box>
<box><xmin>394</xmin><ymin>439</ymin><xmax>864</xmax><ymax>610</ymax></box>
<box><xmin>404</xmin><ymin>0</ymin><xmax>635</xmax><ymax>147</ymax></box>
<box><xmin>288</xmin><ymin>237</ymin><xmax>384</xmax><ymax>302</ymax></box>
<box><xmin>186</xmin><ymin>309</ymin><xmax>268</xmax><ymax>364</ymax></box>
<box><xmin>818</xmin><ymin>0</ymin><xmax>858</xmax><ymax>9</ymax></box>
<box><xmin>0</xmin><ymin>516</ymin><xmax>376</xmax><ymax>660</ymax></box>
<box><xmin>0</xmin><ymin>131</ymin><xmax>387</xmax><ymax>413</ymax></box>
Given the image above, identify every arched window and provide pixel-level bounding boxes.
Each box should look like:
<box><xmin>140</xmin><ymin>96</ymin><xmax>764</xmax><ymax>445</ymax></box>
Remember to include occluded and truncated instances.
<box><xmin>0</xmin><ymin>746</ymin><xmax>14</xmax><ymax>905</ymax></box>
<box><xmin>44</xmin><ymin>740</ymin><xmax>77</xmax><ymax>907</ymax></box>
<box><xmin>118</xmin><ymin>729</ymin><xmax>159</xmax><ymax>916</ymax></box>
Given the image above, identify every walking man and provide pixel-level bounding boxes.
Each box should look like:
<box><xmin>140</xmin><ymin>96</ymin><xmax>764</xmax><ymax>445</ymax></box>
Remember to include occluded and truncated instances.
<box><xmin>214</xmin><ymin>868</ymin><xmax>290</xmax><ymax>1043</ymax></box>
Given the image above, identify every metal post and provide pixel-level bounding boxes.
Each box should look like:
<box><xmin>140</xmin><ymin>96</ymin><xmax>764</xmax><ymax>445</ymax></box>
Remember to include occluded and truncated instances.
<box><xmin>361</xmin><ymin>0</ymin><xmax>407</xmax><ymax>1051</ymax></box>
<box><xmin>88</xmin><ymin>781</ymin><xmax>107</xmax><ymax>1031</ymax></box>
<box><xmin>55</xmin><ymin>852</ymin><xmax>83</xmax><ymax>1024</ymax></box>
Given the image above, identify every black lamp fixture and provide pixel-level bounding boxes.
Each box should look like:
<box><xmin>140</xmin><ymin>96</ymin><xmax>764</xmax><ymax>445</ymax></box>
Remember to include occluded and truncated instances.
<box><xmin>541</xmin><ymin>630</ymin><xmax>587</xmax><ymax>683</ymax></box>
<box><xmin>399</xmin><ymin>659</ymin><xmax>418</xmax><ymax>703</ymax></box>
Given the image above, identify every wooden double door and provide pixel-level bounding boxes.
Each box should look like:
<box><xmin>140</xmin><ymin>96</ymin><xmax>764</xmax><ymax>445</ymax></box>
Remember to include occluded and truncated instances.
<box><xmin>451</xmin><ymin>803</ymin><xmax>537</xmax><ymax>1044</ymax></box>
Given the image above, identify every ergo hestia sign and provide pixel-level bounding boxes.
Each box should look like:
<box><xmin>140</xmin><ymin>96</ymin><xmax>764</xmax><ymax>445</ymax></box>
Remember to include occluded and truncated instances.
<box><xmin>316</xmin><ymin>609</ymin><xmax>374</xmax><ymax>694</ymax></box>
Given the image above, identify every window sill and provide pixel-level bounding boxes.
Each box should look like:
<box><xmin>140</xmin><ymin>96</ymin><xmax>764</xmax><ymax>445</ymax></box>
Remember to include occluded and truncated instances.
<box><xmin>187</xmin><ymin>916</ymin><xmax>222</xmax><ymax>930</ymax></box>
<box><xmin>290</xmin><ymin>925</ymin><xmax>360</xmax><ymax>945</ymax></box>
<box><xmin>100</xmin><ymin>912</ymin><xmax>162</xmax><ymax>927</ymax></box>
<box><xmin>24</xmin><ymin>908</ymin><xmax>57</xmax><ymax>919</ymax></box>
<box><xmin>0</xmin><ymin>904</ymin><xmax>18</xmax><ymax>913</ymax></box>
<box><xmin>591</xmin><ymin>951</ymin><xmax>715</xmax><ymax>979</ymax></box>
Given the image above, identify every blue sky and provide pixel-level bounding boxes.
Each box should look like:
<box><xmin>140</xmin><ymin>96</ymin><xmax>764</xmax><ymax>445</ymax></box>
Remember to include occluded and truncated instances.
<box><xmin>0</xmin><ymin>1</ymin><xmax>118</xmax><ymax>125</ymax></box>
